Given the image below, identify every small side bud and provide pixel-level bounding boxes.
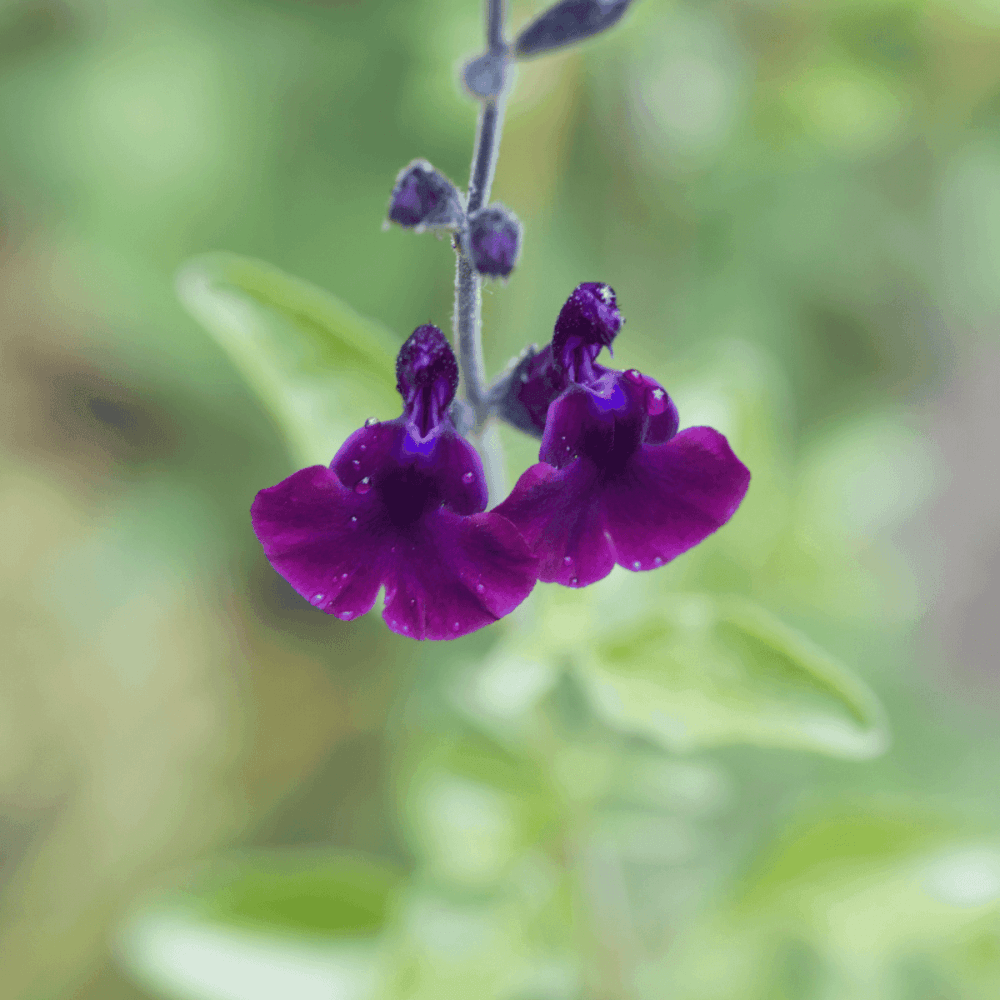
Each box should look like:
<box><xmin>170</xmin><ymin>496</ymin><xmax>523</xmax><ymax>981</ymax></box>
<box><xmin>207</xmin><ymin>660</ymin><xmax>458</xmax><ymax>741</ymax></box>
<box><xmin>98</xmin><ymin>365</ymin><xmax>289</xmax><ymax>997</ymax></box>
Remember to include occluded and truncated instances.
<box><xmin>468</xmin><ymin>204</ymin><xmax>522</xmax><ymax>279</ymax></box>
<box><xmin>463</xmin><ymin>51</ymin><xmax>508</xmax><ymax>99</ymax></box>
<box><xmin>515</xmin><ymin>0</ymin><xmax>633</xmax><ymax>59</ymax></box>
<box><xmin>387</xmin><ymin>160</ymin><xmax>465</xmax><ymax>231</ymax></box>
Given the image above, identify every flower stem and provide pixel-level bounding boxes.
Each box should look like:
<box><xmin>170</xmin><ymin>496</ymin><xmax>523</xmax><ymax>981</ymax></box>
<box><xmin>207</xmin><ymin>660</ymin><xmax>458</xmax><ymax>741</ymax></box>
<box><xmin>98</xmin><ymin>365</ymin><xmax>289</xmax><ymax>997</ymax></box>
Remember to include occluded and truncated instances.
<box><xmin>454</xmin><ymin>0</ymin><xmax>508</xmax><ymax>429</ymax></box>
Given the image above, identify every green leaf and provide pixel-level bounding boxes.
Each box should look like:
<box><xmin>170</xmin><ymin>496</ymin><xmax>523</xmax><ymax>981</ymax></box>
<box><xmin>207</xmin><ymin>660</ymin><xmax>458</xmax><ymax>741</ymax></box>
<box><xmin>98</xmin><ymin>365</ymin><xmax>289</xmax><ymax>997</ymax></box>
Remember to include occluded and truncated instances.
<box><xmin>118</xmin><ymin>851</ymin><xmax>401</xmax><ymax>1000</ymax></box>
<box><xmin>177</xmin><ymin>252</ymin><xmax>400</xmax><ymax>467</ymax></box>
<box><xmin>578</xmin><ymin>595</ymin><xmax>888</xmax><ymax>759</ymax></box>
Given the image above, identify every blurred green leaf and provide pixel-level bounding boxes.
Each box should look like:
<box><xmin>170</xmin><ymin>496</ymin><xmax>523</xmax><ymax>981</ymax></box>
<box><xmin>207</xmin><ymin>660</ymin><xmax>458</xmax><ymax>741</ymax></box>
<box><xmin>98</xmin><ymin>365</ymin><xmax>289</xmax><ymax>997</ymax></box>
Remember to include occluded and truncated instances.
<box><xmin>177</xmin><ymin>252</ymin><xmax>400</xmax><ymax>468</ymax></box>
<box><xmin>188</xmin><ymin>851</ymin><xmax>401</xmax><ymax>937</ymax></box>
<box><xmin>119</xmin><ymin>851</ymin><xmax>401</xmax><ymax>1000</ymax></box>
<box><xmin>579</xmin><ymin>595</ymin><xmax>888</xmax><ymax>759</ymax></box>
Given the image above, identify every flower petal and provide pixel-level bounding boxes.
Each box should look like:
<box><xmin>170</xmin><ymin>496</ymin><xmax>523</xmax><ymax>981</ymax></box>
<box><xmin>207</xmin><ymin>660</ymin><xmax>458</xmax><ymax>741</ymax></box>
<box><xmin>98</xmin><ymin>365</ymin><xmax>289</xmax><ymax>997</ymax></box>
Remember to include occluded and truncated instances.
<box><xmin>331</xmin><ymin>419</ymin><xmax>404</xmax><ymax>490</ymax></box>
<box><xmin>418</xmin><ymin>429</ymin><xmax>488</xmax><ymax>514</ymax></box>
<box><xmin>251</xmin><ymin>465</ymin><xmax>386</xmax><ymax>620</ymax></box>
<box><xmin>602</xmin><ymin>426</ymin><xmax>750</xmax><ymax>570</ymax></box>
<box><xmin>382</xmin><ymin>509</ymin><xmax>538</xmax><ymax>640</ymax></box>
<box><xmin>495</xmin><ymin>460</ymin><xmax>616</xmax><ymax>587</ymax></box>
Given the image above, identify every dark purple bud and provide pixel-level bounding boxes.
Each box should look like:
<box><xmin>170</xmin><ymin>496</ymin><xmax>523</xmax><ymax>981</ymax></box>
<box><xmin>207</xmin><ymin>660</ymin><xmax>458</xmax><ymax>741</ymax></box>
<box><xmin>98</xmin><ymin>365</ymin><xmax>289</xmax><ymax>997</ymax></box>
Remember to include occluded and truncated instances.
<box><xmin>552</xmin><ymin>282</ymin><xmax>622</xmax><ymax>381</ymax></box>
<box><xmin>468</xmin><ymin>204</ymin><xmax>522</xmax><ymax>278</ymax></box>
<box><xmin>492</xmin><ymin>344</ymin><xmax>568</xmax><ymax>439</ymax></box>
<box><xmin>387</xmin><ymin>160</ymin><xmax>465</xmax><ymax>231</ymax></box>
<box><xmin>515</xmin><ymin>0</ymin><xmax>633</xmax><ymax>59</ymax></box>
<box><xmin>396</xmin><ymin>325</ymin><xmax>460</xmax><ymax>438</ymax></box>
<box><xmin>463</xmin><ymin>51</ymin><xmax>508</xmax><ymax>99</ymax></box>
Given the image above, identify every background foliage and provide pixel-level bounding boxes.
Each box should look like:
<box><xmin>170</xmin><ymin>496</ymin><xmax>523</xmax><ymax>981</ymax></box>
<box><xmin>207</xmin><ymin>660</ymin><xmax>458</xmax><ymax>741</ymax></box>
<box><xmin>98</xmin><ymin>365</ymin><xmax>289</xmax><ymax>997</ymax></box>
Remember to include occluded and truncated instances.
<box><xmin>1</xmin><ymin>0</ymin><xmax>1000</xmax><ymax>997</ymax></box>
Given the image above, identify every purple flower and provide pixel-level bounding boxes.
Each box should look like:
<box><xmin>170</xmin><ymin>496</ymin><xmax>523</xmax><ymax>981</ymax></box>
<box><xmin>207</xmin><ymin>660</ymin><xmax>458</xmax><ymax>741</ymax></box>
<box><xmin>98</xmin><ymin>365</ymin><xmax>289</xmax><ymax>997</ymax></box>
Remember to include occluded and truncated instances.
<box><xmin>495</xmin><ymin>292</ymin><xmax>750</xmax><ymax>588</ymax></box>
<box><xmin>252</xmin><ymin>326</ymin><xmax>538</xmax><ymax>640</ymax></box>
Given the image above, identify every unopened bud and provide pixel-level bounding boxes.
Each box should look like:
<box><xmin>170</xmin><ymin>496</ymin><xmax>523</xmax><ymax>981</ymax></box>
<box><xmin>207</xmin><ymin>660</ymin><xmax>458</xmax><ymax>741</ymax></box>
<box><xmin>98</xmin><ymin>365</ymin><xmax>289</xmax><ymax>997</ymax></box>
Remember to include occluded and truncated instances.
<box><xmin>468</xmin><ymin>204</ymin><xmax>522</xmax><ymax>278</ymax></box>
<box><xmin>515</xmin><ymin>0</ymin><xmax>633</xmax><ymax>59</ymax></box>
<box><xmin>387</xmin><ymin>160</ymin><xmax>465</xmax><ymax>231</ymax></box>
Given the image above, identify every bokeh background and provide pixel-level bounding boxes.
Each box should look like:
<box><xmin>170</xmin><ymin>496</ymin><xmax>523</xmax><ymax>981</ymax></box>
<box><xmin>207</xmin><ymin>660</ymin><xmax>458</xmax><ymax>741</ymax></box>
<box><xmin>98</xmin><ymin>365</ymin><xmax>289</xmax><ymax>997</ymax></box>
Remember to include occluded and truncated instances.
<box><xmin>2</xmin><ymin>0</ymin><xmax>1000</xmax><ymax>997</ymax></box>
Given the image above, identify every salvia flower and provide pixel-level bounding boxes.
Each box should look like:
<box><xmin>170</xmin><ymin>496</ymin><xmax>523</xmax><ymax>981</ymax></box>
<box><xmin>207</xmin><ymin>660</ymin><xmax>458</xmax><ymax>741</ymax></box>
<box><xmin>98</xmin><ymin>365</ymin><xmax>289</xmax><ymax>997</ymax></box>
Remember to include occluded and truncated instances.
<box><xmin>495</xmin><ymin>286</ymin><xmax>750</xmax><ymax>587</ymax></box>
<box><xmin>252</xmin><ymin>325</ymin><xmax>538</xmax><ymax>640</ymax></box>
<box><xmin>387</xmin><ymin>160</ymin><xmax>465</xmax><ymax>231</ymax></box>
<box><xmin>468</xmin><ymin>204</ymin><xmax>522</xmax><ymax>278</ymax></box>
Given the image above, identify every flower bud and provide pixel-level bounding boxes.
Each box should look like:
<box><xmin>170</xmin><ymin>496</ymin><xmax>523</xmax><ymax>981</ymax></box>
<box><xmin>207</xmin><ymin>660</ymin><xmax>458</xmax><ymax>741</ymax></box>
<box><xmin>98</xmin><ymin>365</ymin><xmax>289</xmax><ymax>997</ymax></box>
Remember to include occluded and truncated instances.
<box><xmin>515</xmin><ymin>0</ymin><xmax>633</xmax><ymax>59</ymax></box>
<box><xmin>463</xmin><ymin>51</ymin><xmax>508</xmax><ymax>99</ymax></box>
<box><xmin>468</xmin><ymin>204</ymin><xmax>522</xmax><ymax>278</ymax></box>
<box><xmin>387</xmin><ymin>160</ymin><xmax>465</xmax><ymax>231</ymax></box>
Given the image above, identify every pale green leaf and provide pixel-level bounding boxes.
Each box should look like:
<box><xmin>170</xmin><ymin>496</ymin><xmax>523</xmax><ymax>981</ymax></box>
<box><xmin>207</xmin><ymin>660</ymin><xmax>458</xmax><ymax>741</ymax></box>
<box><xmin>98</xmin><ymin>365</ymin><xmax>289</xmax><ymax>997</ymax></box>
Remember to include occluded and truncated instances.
<box><xmin>117</xmin><ymin>851</ymin><xmax>400</xmax><ymax>1000</ymax></box>
<box><xmin>177</xmin><ymin>252</ymin><xmax>400</xmax><ymax>467</ymax></box>
<box><xmin>578</xmin><ymin>595</ymin><xmax>888</xmax><ymax>759</ymax></box>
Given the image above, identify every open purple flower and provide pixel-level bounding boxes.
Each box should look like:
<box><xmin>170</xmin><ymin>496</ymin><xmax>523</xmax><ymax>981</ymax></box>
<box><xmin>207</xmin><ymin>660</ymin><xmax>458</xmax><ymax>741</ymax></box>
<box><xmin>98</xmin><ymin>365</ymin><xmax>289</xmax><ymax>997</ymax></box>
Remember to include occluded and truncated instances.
<box><xmin>495</xmin><ymin>290</ymin><xmax>750</xmax><ymax>588</ymax></box>
<box><xmin>252</xmin><ymin>326</ymin><xmax>538</xmax><ymax>640</ymax></box>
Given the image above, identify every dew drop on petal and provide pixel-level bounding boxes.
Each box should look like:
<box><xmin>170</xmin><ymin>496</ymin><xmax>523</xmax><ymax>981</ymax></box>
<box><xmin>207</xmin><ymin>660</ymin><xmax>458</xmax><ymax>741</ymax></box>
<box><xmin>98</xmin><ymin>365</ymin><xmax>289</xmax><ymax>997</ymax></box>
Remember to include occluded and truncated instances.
<box><xmin>404</xmin><ymin>624</ymin><xmax>409</xmax><ymax>632</ymax></box>
<box><xmin>625</xmin><ymin>368</ymin><xmax>643</xmax><ymax>384</ymax></box>
<box><xmin>360</xmin><ymin>444</ymin><xmax>367</xmax><ymax>452</ymax></box>
<box><xmin>520</xmin><ymin>373</ymin><xmax>529</xmax><ymax>383</ymax></box>
<box><xmin>312</xmin><ymin>593</ymin><xmax>324</xmax><ymax>605</ymax></box>
<box><xmin>355</xmin><ymin>477</ymin><xmax>372</xmax><ymax>495</ymax></box>
<box><xmin>647</xmin><ymin>387</ymin><xmax>667</xmax><ymax>416</ymax></box>
<box><xmin>563</xmin><ymin>556</ymin><xmax>572</xmax><ymax>565</ymax></box>
<box><xmin>365</xmin><ymin>417</ymin><xmax>379</xmax><ymax>427</ymax></box>
<box><xmin>570</xmin><ymin>577</ymin><xmax>578</xmax><ymax>586</ymax></box>
<box><xmin>476</xmin><ymin>583</ymin><xmax>485</xmax><ymax>594</ymax></box>
<box><xmin>633</xmin><ymin>560</ymin><xmax>641</xmax><ymax>570</ymax></box>
<box><xmin>352</xmin><ymin>459</ymin><xmax>361</xmax><ymax>469</ymax></box>
<box><xmin>653</xmin><ymin>556</ymin><xmax>663</xmax><ymax>566</ymax></box>
<box><xmin>341</xmin><ymin>572</ymin><xmax>349</xmax><ymax>579</ymax></box>
<box><xmin>339</xmin><ymin>611</ymin><xmax>352</xmax><ymax>621</ymax></box>
<box><xmin>462</xmin><ymin>471</ymin><xmax>475</xmax><ymax>484</ymax></box>
<box><xmin>350</xmin><ymin>516</ymin><xmax>358</xmax><ymax>523</ymax></box>
<box><xmin>452</xmin><ymin>621</ymin><xmax>460</xmax><ymax>632</ymax></box>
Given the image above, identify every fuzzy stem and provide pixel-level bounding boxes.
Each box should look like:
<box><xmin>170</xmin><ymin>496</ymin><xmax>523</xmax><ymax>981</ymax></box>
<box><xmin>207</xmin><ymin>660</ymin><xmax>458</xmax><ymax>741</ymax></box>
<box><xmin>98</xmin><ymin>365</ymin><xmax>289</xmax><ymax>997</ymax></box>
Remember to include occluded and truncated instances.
<box><xmin>454</xmin><ymin>0</ymin><xmax>508</xmax><ymax>429</ymax></box>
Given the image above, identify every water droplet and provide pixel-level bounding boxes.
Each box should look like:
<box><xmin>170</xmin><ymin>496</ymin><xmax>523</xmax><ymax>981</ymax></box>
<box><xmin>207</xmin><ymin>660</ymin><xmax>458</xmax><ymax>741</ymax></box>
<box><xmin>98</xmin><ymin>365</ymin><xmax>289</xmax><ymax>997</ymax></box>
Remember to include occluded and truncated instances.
<box><xmin>360</xmin><ymin>444</ymin><xmax>367</xmax><ymax>452</ymax></box>
<box><xmin>598</xmin><ymin>284</ymin><xmax>613</xmax><ymax>304</ymax></box>
<box><xmin>355</xmin><ymin>476</ymin><xmax>372</xmax><ymax>495</ymax></box>
<box><xmin>476</xmin><ymin>583</ymin><xmax>485</xmax><ymax>594</ymax></box>
<box><xmin>403</xmin><ymin>624</ymin><xmax>409</xmax><ymax>632</ymax></box>
<box><xmin>647</xmin><ymin>387</ymin><xmax>667</xmax><ymax>416</ymax></box>
<box><xmin>312</xmin><ymin>593</ymin><xmax>324</xmax><ymax>604</ymax></box>
<box><xmin>352</xmin><ymin>459</ymin><xmax>361</xmax><ymax>469</ymax></box>
<box><xmin>452</xmin><ymin>621</ymin><xmax>461</xmax><ymax>632</ymax></box>
<box><xmin>560</xmin><ymin>435</ymin><xmax>566</xmax><ymax>441</ymax></box>
<box><xmin>653</xmin><ymin>556</ymin><xmax>663</xmax><ymax>566</ymax></box>
<box><xmin>625</xmin><ymin>368</ymin><xmax>643</xmax><ymax>384</ymax></box>
<box><xmin>520</xmin><ymin>373</ymin><xmax>529</xmax><ymax>383</ymax></box>
<box><xmin>563</xmin><ymin>556</ymin><xmax>572</xmax><ymax>565</ymax></box>
<box><xmin>364</xmin><ymin>417</ymin><xmax>379</xmax><ymax>427</ymax></box>
<box><xmin>462</xmin><ymin>471</ymin><xmax>475</xmax><ymax>484</ymax></box>
<box><xmin>390</xmin><ymin>546</ymin><xmax>396</xmax><ymax>553</ymax></box>
<box><xmin>410</xmin><ymin>598</ymin><xmax>416</xmax><ymax>605</ymax></box>
<box><xmin>341</xmin><ymin>572</ymin><xmax>349</xmax><ymax>579</ymax></box>
<box><xmin>350</xmin><ymin>516</ymin><xmax>358</xmax><ymax>523</ymax></box>
<box><xmin>570</xmin><ymin>576</ymin><xmax>578</xmax><ymax>586</ymax></box>
<box><xmin>633</xmin><ymin>560</ymin><xmax>641</xmax><ymax>570</ymax></box>
<box><xmin>339</xmin><ymin>611</ymin><xmax>352</xmax><ymax>621</ymax></box>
